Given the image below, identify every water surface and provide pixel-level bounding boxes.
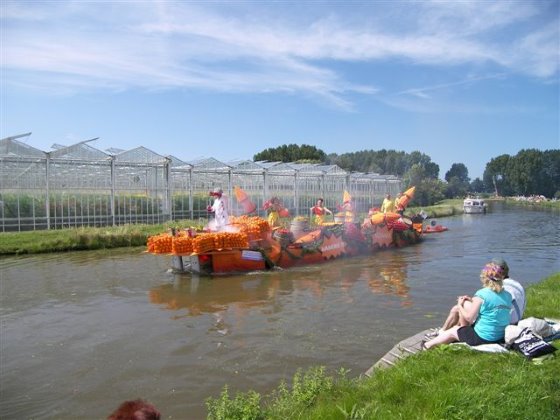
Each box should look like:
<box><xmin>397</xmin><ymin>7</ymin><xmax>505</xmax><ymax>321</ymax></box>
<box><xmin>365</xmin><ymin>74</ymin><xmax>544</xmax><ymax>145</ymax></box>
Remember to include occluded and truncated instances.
<box><xmin>1</xmin><ymin>204</ymin><xmax>558</xmax><ymax>419</ymax></box>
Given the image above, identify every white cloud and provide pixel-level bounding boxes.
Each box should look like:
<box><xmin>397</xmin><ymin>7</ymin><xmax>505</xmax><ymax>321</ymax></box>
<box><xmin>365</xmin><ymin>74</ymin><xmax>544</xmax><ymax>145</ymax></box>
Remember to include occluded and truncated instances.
<box><xmin>512</xmin><ymin>22</ymin><xmax>560</xmax><ymax>78</ymax></box>
<box><xmin>398</xmin><ymin>73</ymin><xmax>507</xmax><ymax>99</ymax></box>
<box><xmin>2</xmin><ymin>0</ymin><xmax>558</xmax><ymax>108</ymax></box>
<box><xmin>417</xmin><ymin>0</ymin><xmax>539</xmax><ymax>36</ymax></box>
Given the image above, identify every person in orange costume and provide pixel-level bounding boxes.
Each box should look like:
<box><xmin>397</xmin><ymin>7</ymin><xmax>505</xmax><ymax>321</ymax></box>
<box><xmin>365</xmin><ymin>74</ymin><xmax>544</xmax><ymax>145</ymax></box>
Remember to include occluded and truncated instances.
<box><xmin>310</xmin><ymin>198</ymin><xmax>332</xmax><ymax>225</ymax></box>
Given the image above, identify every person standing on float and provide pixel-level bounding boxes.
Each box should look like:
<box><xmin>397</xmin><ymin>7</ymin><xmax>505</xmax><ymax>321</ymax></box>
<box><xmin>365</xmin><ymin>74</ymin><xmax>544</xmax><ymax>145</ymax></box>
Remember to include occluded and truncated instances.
<box><xmin>310</xmin><ymin>198</ymin><xmax>332</xmax><ymax>225</ymax></box>
<box><xmin>340</xmin><ymin>190</ymin><xmax>355</xmax><ymax>222</ymax></box>
<box><xmin>264</xmin><ymin>196</ymin><xmax>282</xmax><ymax>228</ymax></box>
<box><xmin>394</xmin><ymin>192</ymin><xmax>405</xmax><ymax>216</ymax></box>
<box><xmin>381</xmin><ymin>193</ymin><xmax>394</xmax><ymax>213</ymax></box>
<box><xmin>207</xmin><ymin>188</ymin><xmax>229</xmax><ymax>230</ymax></box>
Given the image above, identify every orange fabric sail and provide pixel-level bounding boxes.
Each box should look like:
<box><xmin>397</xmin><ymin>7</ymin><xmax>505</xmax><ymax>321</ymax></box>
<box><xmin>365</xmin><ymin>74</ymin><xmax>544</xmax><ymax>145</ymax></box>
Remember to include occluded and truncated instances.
<box><xmin>234</xmin><ymin>186</ymin><xmax>249</xmax><ymax>202</ymax></box>
<box><xmin>234</xmin><ymin>186</ymin><xmax>256</xmax><ymax>214</ymax></box>
<box><xmin>397</xmin><ymin>186</ymin><xmax>416</xmax><ymax>209</ymax></box>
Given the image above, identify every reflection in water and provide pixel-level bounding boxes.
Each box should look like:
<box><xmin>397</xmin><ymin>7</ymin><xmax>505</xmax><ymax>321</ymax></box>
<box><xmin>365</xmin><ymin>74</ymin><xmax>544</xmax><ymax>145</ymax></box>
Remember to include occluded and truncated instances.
<box><xmin>365</xmin><ymin>254</ymin><xmax>411</xmax><ymax>306</ymax></box>
<box><xmin>149</xmin><ymin>275</ymin><xmax>274</xmax><ymax>316</ymax></box>
<box><xmin>149</xmin><ymin>252</ymin><xmax>414</xmax><ymax>323</ymax></box>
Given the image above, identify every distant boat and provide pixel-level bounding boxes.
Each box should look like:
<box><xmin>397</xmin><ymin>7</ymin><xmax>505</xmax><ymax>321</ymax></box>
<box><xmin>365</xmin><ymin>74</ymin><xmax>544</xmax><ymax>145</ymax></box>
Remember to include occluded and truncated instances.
<box><xmin>423</xmin><ymin>224</ymin><xmax>448</xmax><ymax>234</ymax></box>
<box><xmin>464</xmin><ymin>197</ymin><xmax>487</xmax><ymax>214</ymax></box>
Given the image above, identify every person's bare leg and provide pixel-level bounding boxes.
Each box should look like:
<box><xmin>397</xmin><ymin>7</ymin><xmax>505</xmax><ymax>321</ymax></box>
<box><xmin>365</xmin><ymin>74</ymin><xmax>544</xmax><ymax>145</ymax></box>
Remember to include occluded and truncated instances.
<box><xmin>424</xmin><ymin>326</ymin><xmax>460</xmax><ymax>349</ymax></box>
<box><xmin>441</xmin><ymin>305</ymin><xmax>460</xmax><ymax>331</ymax></box>
<box><xmin>457</xmin><ymin>300</ymin><xmax>474</xmax><ymax>327</ymax></box>
<box><xmin>441</xmin><ymin>300</ymin><xmax>474</xmax><ymax>331</ymax></box>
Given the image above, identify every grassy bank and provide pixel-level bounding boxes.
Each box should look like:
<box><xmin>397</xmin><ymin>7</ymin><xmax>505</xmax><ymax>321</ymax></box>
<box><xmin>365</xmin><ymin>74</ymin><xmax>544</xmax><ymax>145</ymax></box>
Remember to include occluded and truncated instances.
<box><xmin>206</xmin><ymin>273</ymin><xmax>560</xmax><ymax>419</ymax></box>
<box><xmin>0</xmin><ymin>222</ymin><xmax>206</xmax><ymax>255</ymax></box>
<box><xmin>504</xmin><ymin>198</ymin><xmax>560</xmax><ymax>211</ymax></box>
<box><xmin>406</xmin><ymin>198</ymin><xmax>464</xmax><ymax>218</ymax></box>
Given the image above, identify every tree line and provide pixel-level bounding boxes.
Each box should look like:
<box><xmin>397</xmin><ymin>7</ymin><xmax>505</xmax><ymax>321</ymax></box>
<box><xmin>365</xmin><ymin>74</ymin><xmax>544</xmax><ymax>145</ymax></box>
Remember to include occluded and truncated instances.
<box><xmin>254</xmin><ymin>145</ymin><xmax>560</xmax><ymax>205</ymax></box>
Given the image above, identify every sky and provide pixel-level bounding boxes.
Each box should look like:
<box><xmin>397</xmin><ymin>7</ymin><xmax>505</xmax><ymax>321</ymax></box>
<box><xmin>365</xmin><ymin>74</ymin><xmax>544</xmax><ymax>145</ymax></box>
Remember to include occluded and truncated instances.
<box><xmin>1</xmin><ymin>0</ymin><xmax>559</xmax><ymax>180</ymax></box>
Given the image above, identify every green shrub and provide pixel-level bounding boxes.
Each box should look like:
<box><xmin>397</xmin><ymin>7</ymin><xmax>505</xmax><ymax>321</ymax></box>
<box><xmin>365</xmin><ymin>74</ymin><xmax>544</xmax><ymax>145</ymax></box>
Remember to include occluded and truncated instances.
<box><xmin>206</xmin><ymin>386</ymin><xmax>262</xmax><ymax>420</ymax></box>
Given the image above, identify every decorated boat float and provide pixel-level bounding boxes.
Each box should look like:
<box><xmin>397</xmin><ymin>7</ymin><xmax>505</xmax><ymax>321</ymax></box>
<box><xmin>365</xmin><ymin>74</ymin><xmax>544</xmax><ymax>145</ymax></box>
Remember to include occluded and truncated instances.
<box><xmin>147</xmin><ymin>187</ymin><xmax>427</xmax><ymax>275</ymax></box>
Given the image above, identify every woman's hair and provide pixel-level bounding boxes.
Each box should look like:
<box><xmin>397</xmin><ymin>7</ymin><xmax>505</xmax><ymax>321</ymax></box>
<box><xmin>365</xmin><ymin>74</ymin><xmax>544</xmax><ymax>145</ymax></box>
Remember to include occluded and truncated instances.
<box><xmin>480</xmin><ymin>262</ymin><xmax>505</xmax><ymax>292</ymax></box>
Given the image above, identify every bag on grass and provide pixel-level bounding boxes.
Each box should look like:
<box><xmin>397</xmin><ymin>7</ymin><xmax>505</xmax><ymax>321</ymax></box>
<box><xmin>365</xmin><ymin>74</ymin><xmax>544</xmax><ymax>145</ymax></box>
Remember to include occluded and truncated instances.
<box><xmin>517</xmin><ymin>317</ymin><xmax>555</xmax><ymax>338</ymax></box>
<box><xmin>511</xmin><ymin>327</ymin><xmax>557</xmax><ymax>359</ymax></box>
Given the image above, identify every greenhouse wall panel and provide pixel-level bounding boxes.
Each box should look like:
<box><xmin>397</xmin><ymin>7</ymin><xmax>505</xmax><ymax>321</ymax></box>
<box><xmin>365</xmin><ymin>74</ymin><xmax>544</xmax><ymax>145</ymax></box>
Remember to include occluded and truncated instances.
<box><xmin>1</xmin><ymin>138</ymin><xmax>402</xmax><ymax>231</ymax></box>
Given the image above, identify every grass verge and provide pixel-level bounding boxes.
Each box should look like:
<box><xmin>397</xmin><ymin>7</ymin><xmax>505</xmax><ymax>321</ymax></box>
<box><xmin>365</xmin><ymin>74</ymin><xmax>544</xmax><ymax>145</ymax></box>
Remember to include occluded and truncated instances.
<box><xmin>206</xmin><ymin>273</ymin><xmax>560</xmax><ymax>419</ymax></box>
<box><xmin>0</xmin><ymin>222</ymin><xmax>205</xmax><ymax>255</ymax></box>
<box><xmin>407</xmin><ymin>199</ymin><xmax>464</xmax><ymax>218</ymax></box>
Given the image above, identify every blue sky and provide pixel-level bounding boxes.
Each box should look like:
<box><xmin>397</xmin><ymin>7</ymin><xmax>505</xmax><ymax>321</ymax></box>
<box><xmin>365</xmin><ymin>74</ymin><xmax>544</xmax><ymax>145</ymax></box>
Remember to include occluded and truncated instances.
<box><xmin>2</xmin><ymin>0</ymin><xmax>558</xmax><ymax>179</ymax></box>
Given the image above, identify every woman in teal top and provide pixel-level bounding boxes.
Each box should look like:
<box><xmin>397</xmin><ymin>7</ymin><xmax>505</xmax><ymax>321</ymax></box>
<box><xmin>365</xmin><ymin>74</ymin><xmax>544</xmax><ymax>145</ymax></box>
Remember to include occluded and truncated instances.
<box><xmin>424</xmin><ymin>262</ymin><xmax>512</xmax><ymax>349</ymax></box>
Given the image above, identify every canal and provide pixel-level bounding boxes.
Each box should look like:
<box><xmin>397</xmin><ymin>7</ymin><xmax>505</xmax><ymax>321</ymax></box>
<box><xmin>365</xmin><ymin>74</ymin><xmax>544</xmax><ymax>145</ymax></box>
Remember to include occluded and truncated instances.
<box><xmin>1</xmin><ymin>203</ymin><xmax>558</xmax><ymax>419</ymax></box>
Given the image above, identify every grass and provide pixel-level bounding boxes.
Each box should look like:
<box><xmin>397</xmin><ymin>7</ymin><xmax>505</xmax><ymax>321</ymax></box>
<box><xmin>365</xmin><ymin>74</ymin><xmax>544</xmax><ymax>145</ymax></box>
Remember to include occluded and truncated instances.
<box><xmin>407</xmin><ymin>199</ymin><xmax>464</xmax><ymax>218</ymax></box>
<box><xmin>206</xmin><ymin>273</ymin><xmax>560</xmax><ymax>419</ymax></box>
<box><xmin>504</xmin><ymin>198</ymin><xmax>560</xmax><ymax>211</ymax></box>
<box><xmin>0</xmin><ymin>221</ymin><xmax>205</xmax><ymax>255</ymax></box>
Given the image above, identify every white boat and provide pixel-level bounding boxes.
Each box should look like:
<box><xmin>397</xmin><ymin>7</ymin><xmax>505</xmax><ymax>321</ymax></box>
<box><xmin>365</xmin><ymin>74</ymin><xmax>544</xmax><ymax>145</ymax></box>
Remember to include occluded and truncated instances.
<box><xmin>463</xmin><ymin>197</ymin><xmax>487</xmax><ymax>214</ymax></box>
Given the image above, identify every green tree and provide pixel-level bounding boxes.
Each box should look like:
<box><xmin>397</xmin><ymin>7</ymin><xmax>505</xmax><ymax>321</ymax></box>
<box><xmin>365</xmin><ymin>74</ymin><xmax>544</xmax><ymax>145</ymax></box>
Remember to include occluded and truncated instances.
<box><xmin>326</xmin><ymin>149</ymin><xmax>438</xmax><ymax>178</ymax></box>
<box><xmin>481</xmin><ymin>149</ymin><xmax>560</xmax><ymax>198</ymax></box>
<box><xmin>469</xmin><ymin>177</ymin><xmax>485</xmax><ymax>193</ymax></box>
<box><xmin>253</xmin><ymin>144</ymin><xmax>326</xmax><ymax>163</ymax></box>
<box><xmin>406</xmin><ymin>151</ymin><xmax>440</xmax><ymax>179</ymax></box>
<box><xmin>444</xmin><ymin>163</ymin><xmax>470</xmax><ymax>198</ymax></box>
<box><xmin>540</xmin><ymin>150</ymin><xmax>560</xmax><ymax>198</ymax></box>
<box><xmin>507</xmin><ymin>149</ymin><xmax>544</xmax><ymax>196</ymax></box>
<box><xmin>403</xmin><ymin>164</ymin><xmax>446</xmax><ymax>206</ymax></box>
<box><xmin>483</xmin><ymin>154</ymin><xmax>512</xmax><ymax>196</ymax></box>
<box><xmin>445</xmin><ymin>176</ymin><xmax>469</xmax><ymax>198</ymax></box>
<box><xmin>445</xmin><ymin>163</ymin><xmax>470</xmax><ymax>183</ymax></box>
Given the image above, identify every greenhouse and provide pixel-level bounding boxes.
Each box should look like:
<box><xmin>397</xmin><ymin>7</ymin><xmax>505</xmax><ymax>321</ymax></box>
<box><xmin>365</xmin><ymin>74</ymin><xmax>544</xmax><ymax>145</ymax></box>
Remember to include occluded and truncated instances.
<box><xmin>0</xmin><ymin>134</ymin><xmax>402</xmax><ymax>231</ymax></box>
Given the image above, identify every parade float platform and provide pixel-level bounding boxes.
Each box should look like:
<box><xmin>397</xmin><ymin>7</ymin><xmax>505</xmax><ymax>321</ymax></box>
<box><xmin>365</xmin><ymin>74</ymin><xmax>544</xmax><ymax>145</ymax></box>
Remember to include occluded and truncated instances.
<box><xmin>147</xmin><ymin>213</ymin><xmax>425</xmax><ymax>275</ymax></box>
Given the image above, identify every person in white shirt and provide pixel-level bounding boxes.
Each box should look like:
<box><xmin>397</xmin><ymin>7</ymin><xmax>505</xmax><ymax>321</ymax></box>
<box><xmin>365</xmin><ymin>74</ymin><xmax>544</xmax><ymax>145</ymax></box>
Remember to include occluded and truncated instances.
<box><xmin>207</xmin><ymin>188</ymin><xmax>229</xmax><ymax>230</ymax></box>
<box><xmin>492</xmin><ymin>257</ymin><xmax>526</xmax><ymax>325</ymax></box>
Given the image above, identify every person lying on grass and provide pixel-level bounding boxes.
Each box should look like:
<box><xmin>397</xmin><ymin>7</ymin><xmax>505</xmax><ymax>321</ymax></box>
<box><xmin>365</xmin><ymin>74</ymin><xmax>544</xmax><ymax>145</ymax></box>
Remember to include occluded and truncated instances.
<box><xmin>424</xmin><ymin>262</ymin><xmax>512</xmax><ymax>350</ymax></box>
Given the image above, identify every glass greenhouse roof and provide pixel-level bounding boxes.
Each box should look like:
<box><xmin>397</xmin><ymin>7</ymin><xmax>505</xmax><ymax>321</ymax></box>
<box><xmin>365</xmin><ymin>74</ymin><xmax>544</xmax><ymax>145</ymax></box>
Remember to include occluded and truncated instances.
<box><xmin>168</xmin><ymin>155</ymin><xmax>192</xmax><ymax>168</ymax></box>
<box><xmin>0</xmin><ymin>135</ymin><xmax>45</xmax><ymax>158</ymax></box>
<box><xmin>114</xmin><ymin>146</ymin><xmax>168</xmax><ymax>164</ymax></box>
<box><xmin>226</xmin><ymin>160</ymin><xmax>266</xmax><ymax>173</ymax></box>
<box><xmin>187</xmin><ymin>157</ymin><xmax>232</xmax><ymax>172</ymax></box>
<box><xmin>49</xmin><ymin>139</ymin><xmax>109</xmax><ymax>161</ymax></box>
<box><xmin>2</xmin><ymin>135</ymin><xmax>401</xmax><ymax>181</ymax></box>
